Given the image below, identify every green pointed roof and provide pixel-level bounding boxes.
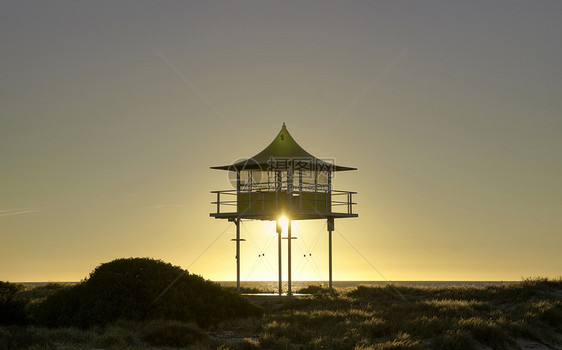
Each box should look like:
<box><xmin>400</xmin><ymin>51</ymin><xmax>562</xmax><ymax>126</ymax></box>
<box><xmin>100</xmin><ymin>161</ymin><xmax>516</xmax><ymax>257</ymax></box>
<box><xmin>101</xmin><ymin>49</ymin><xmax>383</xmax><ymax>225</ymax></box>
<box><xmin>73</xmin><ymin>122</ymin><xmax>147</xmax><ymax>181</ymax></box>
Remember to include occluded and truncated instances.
<box><xmin>211</xmin><ymin>123</ymin><xmax>356</xmax><ymax>172</ymax></box>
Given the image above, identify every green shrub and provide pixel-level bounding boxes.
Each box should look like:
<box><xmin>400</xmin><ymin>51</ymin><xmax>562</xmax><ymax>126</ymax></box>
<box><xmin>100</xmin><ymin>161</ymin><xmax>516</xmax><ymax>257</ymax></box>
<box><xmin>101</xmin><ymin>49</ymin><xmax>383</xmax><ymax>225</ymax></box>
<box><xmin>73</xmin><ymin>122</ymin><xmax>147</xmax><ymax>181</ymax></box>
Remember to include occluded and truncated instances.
<box><xmin>226</xmin><ymin>286</ymin><xmax>275</xmax><ymax>294</ymax></box>
<box><xmin>33</xmin><ymin>258</ymin><xmax>263</xmax><ymax>328</ymax></box>
<box><xmin>0</xmin><ymin>282</ymin><xmax>27</xmax><ymax>326</ymax></box>
<box><xmin>297</xmin><ymin>284</ymin><xmax>330</xmax><ymax>294</ymax></box>
<box><xmin>17</xmin><ymin>283</ymin><xmax>67</xmax><ymax>303</ymax></box>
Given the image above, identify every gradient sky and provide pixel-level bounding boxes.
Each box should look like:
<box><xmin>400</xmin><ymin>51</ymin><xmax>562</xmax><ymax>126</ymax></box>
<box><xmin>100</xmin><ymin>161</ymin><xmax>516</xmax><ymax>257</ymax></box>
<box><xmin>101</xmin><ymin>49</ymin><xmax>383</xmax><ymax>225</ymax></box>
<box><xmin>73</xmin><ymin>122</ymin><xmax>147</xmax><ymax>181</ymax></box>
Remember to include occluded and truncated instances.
<box><xmin>1</xmin><ymin>1</ymin><xmax>561</xmax><ymax>282</ymax></box>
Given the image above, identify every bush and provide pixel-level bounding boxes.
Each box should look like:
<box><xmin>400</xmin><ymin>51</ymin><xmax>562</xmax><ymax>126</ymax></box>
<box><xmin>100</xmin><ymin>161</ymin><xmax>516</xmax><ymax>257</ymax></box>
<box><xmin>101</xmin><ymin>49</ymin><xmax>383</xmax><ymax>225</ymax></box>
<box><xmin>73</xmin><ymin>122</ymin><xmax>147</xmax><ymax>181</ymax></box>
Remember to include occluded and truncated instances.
<box><xmin>0</xmin><ymin>282</ymin><xmax>27</xmax><ymax>326</ymax></box>
<box><xmin>231</xmin><ymin>286</ymin><xmax>275</xmax><ymax>294</ymax></box>
<box><xmin>33</xmin><ymin>258</ymin><xmax>263</xmax><ymax>328</ymax></box>
<box><xmin>17</xmin><ymin>283</ymin><xmax>67</xmax><ymax>303</ymax></box>
<box><xmin>297</xmin><ymin>284</ymin><xmax>330</xmax><ymax>294</ymax></box>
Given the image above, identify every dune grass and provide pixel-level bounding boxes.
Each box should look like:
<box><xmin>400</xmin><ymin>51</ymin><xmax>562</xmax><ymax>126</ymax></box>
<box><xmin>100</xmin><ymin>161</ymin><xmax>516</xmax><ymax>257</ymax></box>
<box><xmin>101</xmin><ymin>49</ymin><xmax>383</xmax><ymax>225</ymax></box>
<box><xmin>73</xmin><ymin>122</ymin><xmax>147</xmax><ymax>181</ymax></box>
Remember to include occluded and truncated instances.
<box><xmin>0</xmin><ymin>319</ymin><xmax>213</xmax><ymax>350</ymax></box>
<box><xmin>257</xmin><ymin>278</ymin><xmax>562</xmax><ymax>349</ymax></box>
<box><xmin>1</xmin><ymin>278</ymin><xmax>561</xmax><ymax>349</ymax></box>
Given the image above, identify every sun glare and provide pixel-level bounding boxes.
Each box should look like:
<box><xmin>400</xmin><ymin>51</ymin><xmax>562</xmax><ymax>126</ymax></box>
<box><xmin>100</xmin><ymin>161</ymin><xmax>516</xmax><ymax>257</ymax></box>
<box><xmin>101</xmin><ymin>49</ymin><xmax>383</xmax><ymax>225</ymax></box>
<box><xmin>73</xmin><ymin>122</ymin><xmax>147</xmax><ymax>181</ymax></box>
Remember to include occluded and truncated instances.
<box><xmin>278</xmin><ymin>216</ymin><xmax>290</xmax><ymax>235</ymax></box>
<box><xmin>264</xmin><ymin>220</ymin><xmax>276</xmax><ymax>234</ymax></box>
<box><xmin>264</xmin><ymin>217</ymin><xmax>296</xmax><ymax>236</ymax></box>
<box><xmin>264</xmin><ymin>216</ymin><xmax>291</xmax><ymax>235</ymax></box>
<box><xmin>278</xmin><ymin>216</ymin><xmax>289</xmax><ymax>227</ymax></box>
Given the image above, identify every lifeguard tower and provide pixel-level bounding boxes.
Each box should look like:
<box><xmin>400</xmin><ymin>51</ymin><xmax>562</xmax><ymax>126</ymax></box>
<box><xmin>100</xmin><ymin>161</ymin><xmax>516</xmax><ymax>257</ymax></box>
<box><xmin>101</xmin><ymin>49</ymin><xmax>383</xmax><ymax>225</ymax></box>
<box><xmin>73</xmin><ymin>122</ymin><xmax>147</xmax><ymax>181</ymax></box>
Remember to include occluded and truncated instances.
<box><xmin>210</xmin><ymin>123</ymin><xmax>357</xmax><ymax>294</ymax></box>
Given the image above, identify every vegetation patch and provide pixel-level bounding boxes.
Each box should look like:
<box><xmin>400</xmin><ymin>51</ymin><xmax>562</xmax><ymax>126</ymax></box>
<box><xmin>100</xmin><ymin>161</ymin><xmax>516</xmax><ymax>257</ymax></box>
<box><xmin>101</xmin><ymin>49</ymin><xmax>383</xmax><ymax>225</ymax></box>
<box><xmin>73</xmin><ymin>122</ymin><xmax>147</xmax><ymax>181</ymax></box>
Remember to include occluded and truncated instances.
<box><xmin>259</xmin><ymin>278</ymin><xmax>562</xmax><ymax>349</ymax></box>
<box><xmin>141</xmin><ymin>320</ymin><xmax>208</xmax><ymax>347</ymax></box>
<box><xmin>29</xmin><ymin>258</ymin><xmax>263</xmax><ymax>328</ymax></box>
<box><xmin>296</xmin><ymin>284</ymin><xmax>331</xmax><ymax>294</ymax></box>
<box><xmin>0</xmin><ymin>282</ymin><xmax>27</xmax><ymax>326</ymax></box>
<box><xmin>2</xmin><ymin>272</ymin><xmax>561</xmax><ymax>349</ymax></box>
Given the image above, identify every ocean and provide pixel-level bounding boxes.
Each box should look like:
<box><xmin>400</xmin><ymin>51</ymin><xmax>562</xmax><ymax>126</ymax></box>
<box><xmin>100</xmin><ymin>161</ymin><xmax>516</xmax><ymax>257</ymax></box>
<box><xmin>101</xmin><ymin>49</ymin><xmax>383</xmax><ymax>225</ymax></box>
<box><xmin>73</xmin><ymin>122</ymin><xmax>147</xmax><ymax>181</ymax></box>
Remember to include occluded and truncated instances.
<box><xmin>217</xmin><ymin>280</ymin><xmax>517</xmax><ymax>291</ymax></box>
<box><xmin>20</xmin><ymin>280</ymin><xmax>517</xmax><ymax>290</ymax></box>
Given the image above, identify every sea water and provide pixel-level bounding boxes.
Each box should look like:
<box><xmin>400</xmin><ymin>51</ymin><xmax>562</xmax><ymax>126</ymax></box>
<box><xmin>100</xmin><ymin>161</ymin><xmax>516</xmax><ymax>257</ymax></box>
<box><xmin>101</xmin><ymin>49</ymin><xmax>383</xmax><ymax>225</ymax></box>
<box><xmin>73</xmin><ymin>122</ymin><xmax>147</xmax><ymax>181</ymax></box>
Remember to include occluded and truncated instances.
<box><xmin>217</xmin><ymin>280</ymin><xmax>516</xmax><ymax>291</ymax></box>
<box><xmin>20</xmin><ymin>280</ymin><xmax>517</xmax><ymax>290</ymax></box>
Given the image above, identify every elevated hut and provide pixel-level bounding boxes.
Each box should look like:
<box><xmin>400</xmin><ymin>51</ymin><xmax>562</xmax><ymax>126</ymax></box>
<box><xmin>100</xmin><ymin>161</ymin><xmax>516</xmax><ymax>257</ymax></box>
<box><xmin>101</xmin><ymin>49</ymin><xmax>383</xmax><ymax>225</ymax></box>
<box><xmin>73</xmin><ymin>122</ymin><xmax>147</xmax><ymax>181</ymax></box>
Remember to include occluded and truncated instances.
<box><xmin>211</xmin><ymin>123</ymin><xmax>357</xmax><ymax>294</ymax></box>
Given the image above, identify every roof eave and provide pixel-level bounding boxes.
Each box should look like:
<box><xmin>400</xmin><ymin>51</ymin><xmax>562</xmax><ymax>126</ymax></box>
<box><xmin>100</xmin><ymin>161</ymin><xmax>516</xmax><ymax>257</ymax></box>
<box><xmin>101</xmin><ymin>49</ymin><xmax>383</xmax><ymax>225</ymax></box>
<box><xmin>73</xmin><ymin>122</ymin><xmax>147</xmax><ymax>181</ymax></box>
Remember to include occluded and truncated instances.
<box><xmin>211</xmin><ymin>164</ymin><xmax>357</xmax><ymax>172</ymax></box>
<box><xmin>333</xmin><ymin>166</ymin><xmax>357</xmax><ymax>172</ymax></box>
<box><xmin>210</xmin><ymin>165</ymin><xmax>234</xmax><ymax>171</ymax></box>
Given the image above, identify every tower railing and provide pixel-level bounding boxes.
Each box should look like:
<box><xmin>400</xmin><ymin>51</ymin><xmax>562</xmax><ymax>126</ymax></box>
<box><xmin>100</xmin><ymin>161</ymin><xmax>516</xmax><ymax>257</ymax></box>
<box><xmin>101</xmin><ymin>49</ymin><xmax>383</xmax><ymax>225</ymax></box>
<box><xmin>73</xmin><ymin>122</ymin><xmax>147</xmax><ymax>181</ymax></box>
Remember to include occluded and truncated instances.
<box><xmin>211</xmin><ymin>186</ymin><xmax>357</xmax><ymax>216</ymax></box>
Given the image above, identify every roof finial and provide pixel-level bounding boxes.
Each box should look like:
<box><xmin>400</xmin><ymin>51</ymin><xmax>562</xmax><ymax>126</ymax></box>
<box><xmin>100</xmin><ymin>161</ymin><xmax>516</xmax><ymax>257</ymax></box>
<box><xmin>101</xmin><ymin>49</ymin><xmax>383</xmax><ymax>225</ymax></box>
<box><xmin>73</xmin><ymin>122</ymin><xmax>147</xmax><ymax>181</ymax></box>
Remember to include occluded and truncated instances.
<box><xmin>282</xmin><ymin>122</ymin><xmax>286</xmax><ymax>127</ymax></box>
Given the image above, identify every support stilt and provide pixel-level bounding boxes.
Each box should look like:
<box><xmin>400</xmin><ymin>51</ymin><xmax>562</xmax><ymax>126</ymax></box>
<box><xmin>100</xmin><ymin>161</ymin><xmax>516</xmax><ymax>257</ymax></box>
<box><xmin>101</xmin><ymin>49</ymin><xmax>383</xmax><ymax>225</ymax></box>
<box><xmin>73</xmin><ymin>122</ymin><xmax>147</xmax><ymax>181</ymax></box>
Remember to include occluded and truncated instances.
<box><xmin>288</xmin><ymin>219</ymin><xmax>292</xmax><ymax>296</ymax></box>
<box><xmin>230</xmin><ymin>217</ymin><xmax>245</xmax><ymax>294</ymax></box>
<box><xmin>277</xmin><ymin>219</ymin><xmax>282</xmax><ymax>295</ymax></box>
<box><xmin>329</xmin><ymin>230</ymin><xmax>333</xmax><ymax>292</ymax></box>
<box><xmin>236</xmin><ymin>218</ymin><xmax>241</xmax><ymax>294</ymax></box>
<box><xmin>328</xmin><ymin>217</ymin><xmax>334</xmax><ymax>293</ymax></box>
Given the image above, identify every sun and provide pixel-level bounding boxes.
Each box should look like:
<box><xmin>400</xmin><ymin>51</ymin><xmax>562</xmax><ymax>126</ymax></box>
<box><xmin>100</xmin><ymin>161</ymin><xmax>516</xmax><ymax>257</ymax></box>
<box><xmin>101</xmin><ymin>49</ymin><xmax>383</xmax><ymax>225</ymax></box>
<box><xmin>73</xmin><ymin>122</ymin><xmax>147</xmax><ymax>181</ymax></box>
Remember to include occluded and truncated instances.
<box><xmin>264</xmin><ymin>216</ymin><xmax>291</xmax><ymax>235</ymax></box>
<box><xmin>278</xmin><ymin>216</ymin><xmax>289</xmax><ymax>232</ymax></box>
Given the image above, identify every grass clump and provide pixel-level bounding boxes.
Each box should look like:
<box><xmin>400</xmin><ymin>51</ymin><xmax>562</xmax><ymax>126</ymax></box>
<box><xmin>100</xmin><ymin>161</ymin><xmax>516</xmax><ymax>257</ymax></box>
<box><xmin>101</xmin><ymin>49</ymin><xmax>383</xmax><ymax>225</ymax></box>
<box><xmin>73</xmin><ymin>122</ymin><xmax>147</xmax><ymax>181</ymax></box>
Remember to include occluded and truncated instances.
<box><xmin>0</xmin><ymin>326</ymin><xmax>53</xmax><ymax>350</ymax></box>
<box><xmin>296</xmin><ymin>284</ymin><xmax>331</xmax><ymax>294</ymax></box>
<box><xmin>140</xmin><ymin>320</ymin><xmax>208</xmax><ymax>347</ymax></box>
<box><xmin>0</xmin><ymin>320</ymin><xmax>215</xmax><ymax>350</ymax></box>
<box><xmin>257</xmin><ymin>278</ymin><xmax>562</xmax><ymax>349</ymax></box>
<box><xmin>226</xmin><ymin>286</ymin><xmax>275</xmax><ymax>294</ymax></box>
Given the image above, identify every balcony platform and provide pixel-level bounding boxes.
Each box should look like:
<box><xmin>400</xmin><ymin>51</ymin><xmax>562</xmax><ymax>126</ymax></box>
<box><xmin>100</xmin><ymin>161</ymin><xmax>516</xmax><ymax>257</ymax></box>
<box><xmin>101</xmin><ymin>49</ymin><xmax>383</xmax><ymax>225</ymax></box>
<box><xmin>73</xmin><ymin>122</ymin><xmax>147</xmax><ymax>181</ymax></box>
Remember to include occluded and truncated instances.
<box><xmin>211</xmin><ymin>188</ymin><xmax>357</xmax><ymax>221</ymax></box>
<box><xmin>210</xmin><ymin>210</ymin><xmax>358</xmax><ymax>221</ymax></box>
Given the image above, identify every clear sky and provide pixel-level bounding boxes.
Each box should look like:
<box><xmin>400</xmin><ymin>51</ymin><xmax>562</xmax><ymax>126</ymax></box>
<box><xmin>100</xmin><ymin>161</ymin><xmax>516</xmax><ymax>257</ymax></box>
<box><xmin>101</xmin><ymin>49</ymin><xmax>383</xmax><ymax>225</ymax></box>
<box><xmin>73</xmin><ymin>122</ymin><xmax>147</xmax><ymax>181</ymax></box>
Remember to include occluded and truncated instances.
<box><xmin>1</xmin><ymin>1</ymin><xmax>561</xmax><ymax>282</ymax></box>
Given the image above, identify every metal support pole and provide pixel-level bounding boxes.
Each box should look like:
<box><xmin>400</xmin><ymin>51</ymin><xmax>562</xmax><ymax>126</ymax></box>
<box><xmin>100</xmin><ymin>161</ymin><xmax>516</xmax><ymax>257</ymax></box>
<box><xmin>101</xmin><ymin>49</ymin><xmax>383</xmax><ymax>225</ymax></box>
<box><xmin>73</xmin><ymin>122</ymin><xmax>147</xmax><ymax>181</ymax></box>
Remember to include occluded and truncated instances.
<box><xmin>327</xmin><ymin>217</ymin><xmax>334</xmax><ymax>293</ymax></box>
<box><xmin>288</xmin><ymin>219</ymin><xmax>292</xmax><ymax>296</ymax></box>
<box><xmin>329</xmin><ymin>229</ymin><xmax>332</xmax><ymax>292</ymax></box>
<box><xmin>236</xmin><ymin>218</ymin><xmax>241</xmax><ymax>293</ymax></box>
<box><xmin>277</xmin><ymin>219</ymin><xmax>282</xmax><ymax>295</ymax></box>
<box><xmin>235</xmin><ymin>172</ymin><xmax>242</xmax><ymax>294</ymax></box>
<box><xmin>230</xmin><ymin>217</ymin><xmax>245</xmax><ymax>294</ymax></box>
